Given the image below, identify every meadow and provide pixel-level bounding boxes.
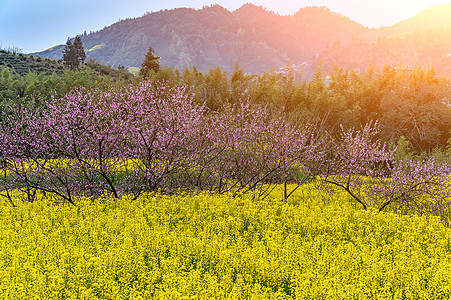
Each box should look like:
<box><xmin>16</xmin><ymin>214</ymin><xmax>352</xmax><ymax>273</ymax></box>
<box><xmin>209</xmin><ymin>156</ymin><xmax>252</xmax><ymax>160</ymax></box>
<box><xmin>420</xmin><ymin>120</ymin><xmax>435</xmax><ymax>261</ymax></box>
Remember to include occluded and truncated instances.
<box><xmin>1</xmin><ymin>186</ymin><xmax>451</xmax><ymax>299</ymax></box>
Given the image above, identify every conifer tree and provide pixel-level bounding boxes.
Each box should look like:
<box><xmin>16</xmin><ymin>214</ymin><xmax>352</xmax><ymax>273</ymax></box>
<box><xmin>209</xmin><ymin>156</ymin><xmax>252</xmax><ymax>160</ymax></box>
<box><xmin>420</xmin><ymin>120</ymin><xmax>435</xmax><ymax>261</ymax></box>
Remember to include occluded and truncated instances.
<box><xmin>62</xmin><ymin>39</ymin><xmax>79</xmax><ymax>70</ymax></box>
<box><xmin>73</xmin><ymin>35</ymin><xmax>86</xmax><ymax>64</ymax></box>
<box><xmin>139</xmin><ymin>46</ymin><xmax>160</xmax><ymax>78</ymax></box>
<box><xmin>62</xmin><ymin>35</ymin><xmax>86</xmax><ymax>70</ymax></box>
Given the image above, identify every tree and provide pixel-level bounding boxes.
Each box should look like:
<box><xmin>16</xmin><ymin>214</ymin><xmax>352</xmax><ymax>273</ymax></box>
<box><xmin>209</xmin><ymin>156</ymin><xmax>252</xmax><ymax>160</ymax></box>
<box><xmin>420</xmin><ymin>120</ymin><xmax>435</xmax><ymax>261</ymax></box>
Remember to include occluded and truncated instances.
<box><xmin>62</xmin><ymin>35</ymin><xmax>86</xmax><ymax>70</ymax></box>
<box><xmin>62</xmin><ymin>39</ymin><xmax>79</xmax><ymax>70</ymax></box>
<box><xmin>203</xmin><ymin>66</ymin><xmax>228</xmax><ymax>110</ymax></box>
<box><xmin>0</xmin><ymin>81</ymin><xmax>207</xmax><ymax>204</ymax></box>
<box><xmin>230</xmin><ymin>63</ymin><xmax>249</xmax><ymax>104</ymax></box>
<box><xmin>73</xmin><ymin>35</ymin><xmax>86</xmax><ymax>64</ymax></box>
<box><xmin>139</xmin><ymin>46</ymin><xmax>160</xmax><ymax>78</ymax></box>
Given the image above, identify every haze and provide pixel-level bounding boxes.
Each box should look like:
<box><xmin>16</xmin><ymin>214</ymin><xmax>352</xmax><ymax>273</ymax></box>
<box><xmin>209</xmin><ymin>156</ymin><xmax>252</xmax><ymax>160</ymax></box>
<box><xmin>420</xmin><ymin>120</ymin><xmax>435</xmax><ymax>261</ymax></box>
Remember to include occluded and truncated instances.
<box><xmin>1</xmin><ymin>0</ymin><xmax>450</xmax><ymax>53</ymax></box>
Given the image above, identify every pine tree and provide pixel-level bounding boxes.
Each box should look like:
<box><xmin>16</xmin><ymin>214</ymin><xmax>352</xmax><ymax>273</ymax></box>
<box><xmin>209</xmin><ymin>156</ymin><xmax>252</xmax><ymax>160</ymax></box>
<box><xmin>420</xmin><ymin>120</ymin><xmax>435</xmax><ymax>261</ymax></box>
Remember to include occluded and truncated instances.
<box><xmin>139</xmin><ymin>46</ymin><xmax>160</xmax><ymax>78</ymax></box>
<box><xmin>62</xmin><ymin>39</ymin><xmax>79</xmax><ymax>70</ymax></box>
<box><xmin>62</xmin><ymin>35</ymin><xmax>86</xmax><ymax>70</ymax></box>
<box><xmin>73</xmin><ymin>36</ymin><xmax>86</xmax><ymax>64</ymax></box>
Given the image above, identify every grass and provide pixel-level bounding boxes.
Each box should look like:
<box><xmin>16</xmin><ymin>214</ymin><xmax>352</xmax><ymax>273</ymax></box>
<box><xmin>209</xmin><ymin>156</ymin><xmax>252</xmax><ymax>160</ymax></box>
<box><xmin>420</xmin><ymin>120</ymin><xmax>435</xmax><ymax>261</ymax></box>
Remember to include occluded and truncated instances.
<box><xmin>86</xmin><ymin>43</ymin><xmax>105</xmax><ymax>52</ymax></box>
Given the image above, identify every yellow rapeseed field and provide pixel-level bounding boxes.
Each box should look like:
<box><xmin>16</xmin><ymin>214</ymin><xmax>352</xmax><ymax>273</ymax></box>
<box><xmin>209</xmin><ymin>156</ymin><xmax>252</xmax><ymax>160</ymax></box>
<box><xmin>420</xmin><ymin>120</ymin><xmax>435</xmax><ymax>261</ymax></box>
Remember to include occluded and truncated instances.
<box><xmin>1</xmin><ymin>185</ymin><xmax>451</xmax><ymax>299</ymax></box>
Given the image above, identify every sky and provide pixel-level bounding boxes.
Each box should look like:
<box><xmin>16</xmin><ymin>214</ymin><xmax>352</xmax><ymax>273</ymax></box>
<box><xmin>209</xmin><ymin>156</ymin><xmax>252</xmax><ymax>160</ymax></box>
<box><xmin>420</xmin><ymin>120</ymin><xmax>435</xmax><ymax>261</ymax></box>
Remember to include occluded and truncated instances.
<box><xmin>1</xmin><ymin>0</ymin><xmax>450</xmax><ymax>53</ymax></box>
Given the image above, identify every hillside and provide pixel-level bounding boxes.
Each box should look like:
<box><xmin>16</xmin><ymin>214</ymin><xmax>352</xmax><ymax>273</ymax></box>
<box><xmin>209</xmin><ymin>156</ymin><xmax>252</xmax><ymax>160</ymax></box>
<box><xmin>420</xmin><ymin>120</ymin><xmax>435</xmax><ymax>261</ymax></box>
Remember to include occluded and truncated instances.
<box><xmin>387</xmin><ymin>2</ymin><xmax>451</xmax><ymax>34</ymax></box>
<box><xmin>318</xmin><ymin>2</ymin><xmax>451</xmax><ymax>74</ymax></box>
<box><xmin>0</xmin><ymin>50</ymin><xmax>65</xmax><ymax>76</ymax></box>
<box><xmin>33</xmin><ymin>4</ymin><xmax>370</xmax><ymax>74</ymax></box>
<box><xmin>32</xmin><ymin>3</ymin><xmax>451</xmax><ymax>75</ymax></box>
<box><xmin>0</xmin><ymin>49</ymin><xmax>135</xmax><ymax>82</ymax></box>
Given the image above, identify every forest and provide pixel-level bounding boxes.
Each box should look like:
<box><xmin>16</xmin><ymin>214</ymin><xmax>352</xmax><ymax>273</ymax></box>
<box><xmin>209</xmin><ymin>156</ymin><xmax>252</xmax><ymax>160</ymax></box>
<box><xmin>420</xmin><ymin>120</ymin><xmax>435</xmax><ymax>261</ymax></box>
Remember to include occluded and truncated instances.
<box><xmin>2</xmin><ymin>49</ymin><xmax>451</xmax><ymax>154</ymax></box>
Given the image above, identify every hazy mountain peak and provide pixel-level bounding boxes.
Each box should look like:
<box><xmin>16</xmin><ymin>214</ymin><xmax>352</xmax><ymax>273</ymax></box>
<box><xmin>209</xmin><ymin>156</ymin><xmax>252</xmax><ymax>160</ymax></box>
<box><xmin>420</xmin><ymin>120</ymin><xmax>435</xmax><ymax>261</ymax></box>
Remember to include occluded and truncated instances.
<box><xmin>200</xmin><ymin>4</ymin><xmax>229</xmax><ymax>13</ymax></box>
<box><xmin>31</xmin><ymin>4</ymin><xmax>451</xmax><ymax>76</ymax></box>
<box><xmin>234</xmin><ymin>3</ymin><xmax>267</xmax><ymax>13</ymax></box>
<box><xmin>391</xmin><ymin>2</ymin><xmax>451</xmax><ymax>31</ymax></box>
<box><xmin>294</xmin><ymin>6</ymin><xmax>365</xmax><ymax>27</ymax></box>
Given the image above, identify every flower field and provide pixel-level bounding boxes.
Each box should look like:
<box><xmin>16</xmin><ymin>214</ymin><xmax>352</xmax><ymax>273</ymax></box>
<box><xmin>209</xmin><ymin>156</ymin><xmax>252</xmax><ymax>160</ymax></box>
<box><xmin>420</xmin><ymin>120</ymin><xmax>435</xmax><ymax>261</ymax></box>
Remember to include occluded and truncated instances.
<box><xmin>1</xmin><ymin>186</ymin><xmax>451</xmax><ymax>299</ymax></box>
<box><xmin>2</xmin><ymin>80</ymin><xmax>451</xmax><ymax>299</ymax></box>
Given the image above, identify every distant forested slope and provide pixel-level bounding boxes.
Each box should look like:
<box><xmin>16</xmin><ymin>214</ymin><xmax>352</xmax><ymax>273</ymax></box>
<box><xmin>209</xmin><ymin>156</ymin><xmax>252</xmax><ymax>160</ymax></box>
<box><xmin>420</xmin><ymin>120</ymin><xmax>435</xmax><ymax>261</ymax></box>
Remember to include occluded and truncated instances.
<box><xmin>32</xmin><ymin>4</ymin><xmax>369</xmax><ymax>74</ymax></box>
<box><xmin>32</xmin><ymin>3</ymin><xmax>451</xmax><ymax>75</ymax></box>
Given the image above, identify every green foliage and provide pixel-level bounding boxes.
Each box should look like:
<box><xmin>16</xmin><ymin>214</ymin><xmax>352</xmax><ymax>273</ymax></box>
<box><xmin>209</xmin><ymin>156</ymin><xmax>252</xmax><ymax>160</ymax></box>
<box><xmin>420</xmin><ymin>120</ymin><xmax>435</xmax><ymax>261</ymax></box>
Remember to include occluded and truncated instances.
<box><xmin>0</xmin><ymin>67</ymin><xmax>15</xmax><ymax>103</ymax></box>
<box><xmin>84</xmin><ymin>59</ymin><xmax>135</xmax><ymax>83</ymax></box>
<box><xmin>144</xmin><ymin>65</ymin><xmax>179</xmax><ymax>84</ymax></box>
<box><xmin>62</xmin><ymin>35</ymin><xmax>87</xmax><ymax>70</ymax></box>
<box><xmin>0</xmin><ymin>54</ymin><xmax>136</xmax><ymax>115</ymax></box>
<box><xmin>0</xmin><ymin>50</ymin><xmax>65</xmax><ymax>76</ymax></box>
<box><xmin>139</xmin><ymin>46</ymin><xmax>160</xmax><ymax>78</ymax></box>
<box><xmin>62</xmin><ymin>38</ymin><xmax>79</xmax><ymax>70</ymax></box>
<box><xmin>73</xmin><ymin>35</ymin><xmax>86</xmax><ymax>64</ymax></box>
<box><xmin>391</xmin><ymin>136</ymin><xmax>416</xmax><ymax>162</ymax></box>
<box><xmin>146</xmin><ymin>63</ymin><xmax>449</xmax><ymax>155</ymax></box>
<box><xmin>202</xmin><ymin>66</ymin><xmax>229</xmax><ymax>110</ymax></box>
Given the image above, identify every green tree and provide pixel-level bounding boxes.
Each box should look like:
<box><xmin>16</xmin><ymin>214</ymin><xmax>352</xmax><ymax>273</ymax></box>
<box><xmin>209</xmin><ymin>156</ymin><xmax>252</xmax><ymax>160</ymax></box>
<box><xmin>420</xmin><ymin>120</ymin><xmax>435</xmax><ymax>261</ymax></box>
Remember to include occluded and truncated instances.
<box><xmin>0</xmin><ymin>67</ymin><xmax>15</xmax><ymax>102</ymax></box>
<box><xmin>230</xmin><ymin>62</ymin><xmax>251</xmax><ymax>104</ymax></box>
<box><xmin>62</xmin><ymin>36</ymin><xmax>86</xmax><ymax>70</ymax></box>
<box><xmin>203</xmin><ymin>66</ymin><xmax>228</xmax><ymax>110</ymax></box>
<box><xmin>62</xmin><ymin>39</ymin><xmax>79</xmax><ymax>70</ymax></box>
<box><xmin>73</xmin><ymin>35</ymin><xmax>86</xmax><ymax>64</ymax></box>
<box><xmin>139</xmin><ymin>46</ymin><xmax>160</xmax><ymax>78</ymax></box>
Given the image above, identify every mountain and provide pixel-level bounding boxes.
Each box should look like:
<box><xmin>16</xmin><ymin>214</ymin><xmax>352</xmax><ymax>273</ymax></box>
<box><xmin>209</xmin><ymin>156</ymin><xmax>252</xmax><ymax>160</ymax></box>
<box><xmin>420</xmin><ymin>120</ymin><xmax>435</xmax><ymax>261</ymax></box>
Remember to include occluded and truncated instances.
<box><xmin>387</xmin><ymin>2</ymin><xmax>451</xmax><ymax>34</ymax></box>
<box><xmin>321</xmin><ymin>3</ymin><xmax>451</xmax><ymax>75</ymax></box>
<box><xmin>32</xmin><ymin>4</ymin><xmax>370</xmax><ymax>74</ymax></box>
<box><xmin>32</xmin><ymin>3</ymin><xmax>451</xmax><ymax>75</ymax></box>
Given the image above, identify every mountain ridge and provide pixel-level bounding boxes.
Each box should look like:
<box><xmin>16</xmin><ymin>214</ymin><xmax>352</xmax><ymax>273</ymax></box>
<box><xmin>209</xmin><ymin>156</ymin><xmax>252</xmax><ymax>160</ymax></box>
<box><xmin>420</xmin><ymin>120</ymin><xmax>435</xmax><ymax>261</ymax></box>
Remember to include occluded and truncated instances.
<box><xmin>32</xmin><ymin>3</ymin><xmax>451</xmax><ymax>75</ymax></box>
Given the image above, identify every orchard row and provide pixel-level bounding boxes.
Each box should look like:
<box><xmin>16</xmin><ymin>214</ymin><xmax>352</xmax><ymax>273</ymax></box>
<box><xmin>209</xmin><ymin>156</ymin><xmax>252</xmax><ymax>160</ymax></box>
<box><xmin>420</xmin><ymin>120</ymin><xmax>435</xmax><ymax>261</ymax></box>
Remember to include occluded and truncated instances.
<box><xmin>1</xmin><ymin>81</ymin><xmax>450</xmax><ymax>220</ymax></box>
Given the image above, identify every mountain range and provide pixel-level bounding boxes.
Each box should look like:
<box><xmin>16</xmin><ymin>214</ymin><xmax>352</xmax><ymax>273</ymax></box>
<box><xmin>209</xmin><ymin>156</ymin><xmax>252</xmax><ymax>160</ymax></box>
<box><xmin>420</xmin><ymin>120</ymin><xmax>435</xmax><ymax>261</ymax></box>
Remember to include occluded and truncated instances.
<box><xmin>33</xmin><ymin>3</ymin><xmax>451</xmax><ymax>76</ymax></box>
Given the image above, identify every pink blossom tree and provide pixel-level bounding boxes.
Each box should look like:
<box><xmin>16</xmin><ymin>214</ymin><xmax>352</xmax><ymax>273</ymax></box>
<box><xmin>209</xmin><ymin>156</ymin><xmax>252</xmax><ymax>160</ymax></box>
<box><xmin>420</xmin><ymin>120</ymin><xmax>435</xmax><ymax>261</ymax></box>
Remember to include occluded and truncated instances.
<box><xmin>0</xmin><ymin>81</ymin><xmax>209</xmax><ymax>203</ymax></box>
<box><xmin>1</xmin><ymin>81</ymin><xmax>451</xmax><ymax>221</ymax></box>
<box><xmin>308</xmin><ymin>121</ymin><xmax>451</xmax><ymax>217</ymax></box>
<box><xmin>198</xmin><ymin>103</ymin><xmax>321</xmax><ymax>200</ymax></box>
<box><xmin>308</xmin><ymin>122</ymin><xmax>393</xmax><ymax>210</ymax></box>
<box><xmin>372</xmin><ymin>157</ymin><xmax>451</xmax><ymax>216</ymax></box>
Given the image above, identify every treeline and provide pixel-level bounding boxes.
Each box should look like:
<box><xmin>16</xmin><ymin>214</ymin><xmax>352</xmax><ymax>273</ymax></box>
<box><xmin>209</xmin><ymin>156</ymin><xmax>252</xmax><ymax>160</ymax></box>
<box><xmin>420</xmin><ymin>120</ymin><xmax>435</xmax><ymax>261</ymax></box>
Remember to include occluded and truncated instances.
<box><xmin>147</xmin><ymin>63</ymin><xmax>451</xmax><ymax>154</ymax></box>
<box><xmin>1</xmin><ymin>52</ymin><xmax>451</xmax><ymax>154</ymax></box>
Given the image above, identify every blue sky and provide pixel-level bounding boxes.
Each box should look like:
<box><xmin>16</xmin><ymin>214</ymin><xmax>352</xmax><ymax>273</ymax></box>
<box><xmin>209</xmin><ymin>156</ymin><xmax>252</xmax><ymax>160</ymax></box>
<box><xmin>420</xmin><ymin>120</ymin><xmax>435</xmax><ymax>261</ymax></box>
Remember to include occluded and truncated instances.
<box><xmin>1</xmin><ymin>0</ymin><xmax>450</xmax><ymax>53</ymax></box>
